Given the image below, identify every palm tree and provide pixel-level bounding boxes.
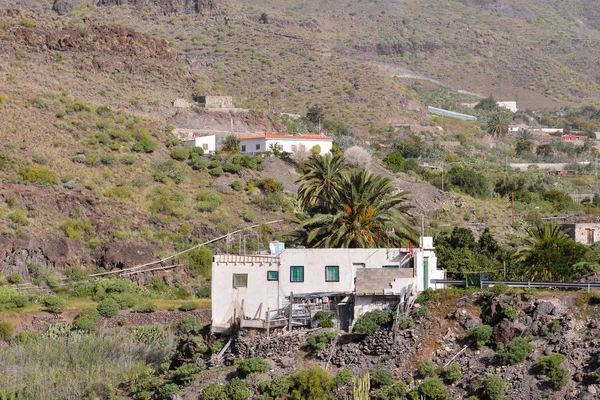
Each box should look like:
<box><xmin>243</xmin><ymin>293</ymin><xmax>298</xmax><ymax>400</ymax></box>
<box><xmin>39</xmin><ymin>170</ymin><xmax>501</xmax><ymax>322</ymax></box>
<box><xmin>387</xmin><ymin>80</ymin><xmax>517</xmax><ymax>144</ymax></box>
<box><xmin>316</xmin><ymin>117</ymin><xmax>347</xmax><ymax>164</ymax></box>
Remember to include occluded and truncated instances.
<box><xmin>513</xmin><ymin>223</ymin><xmax>570</xmax><ymax>281</ymax></box>
<box><xmin>515</xmin><ymin>129</ymin><xmax>534</xmax><ymax>155</ymax></box>
<box><xmin>296</xmin><ymin>153</ymin><xmax>346</xmax><ymax>214</ymax></box>
<box><xmin>299</xmin><ymin>169</ymin><xmax>417</xmax><ymax>248</ymax></box>
<box><xmin>486</xmin><ymin>113</ymin><xmax>509</xmax><ymax>139</ymax></box>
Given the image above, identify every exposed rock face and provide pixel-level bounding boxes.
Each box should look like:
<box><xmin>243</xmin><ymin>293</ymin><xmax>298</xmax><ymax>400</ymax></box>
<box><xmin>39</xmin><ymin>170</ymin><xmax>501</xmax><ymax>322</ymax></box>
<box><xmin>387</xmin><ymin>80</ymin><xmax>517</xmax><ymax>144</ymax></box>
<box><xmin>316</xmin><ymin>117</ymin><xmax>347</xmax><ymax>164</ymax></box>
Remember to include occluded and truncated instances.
<box><xmin>96</xmin><ymin>0</ymin><xmax>218</xmax><ymax>14</ymax></box>
<box><xmin>0</xmin><ymin>234</ymin><xmax>90</xmax><ymax>278</ymax></box>
<box><xmin>13</xmin><ymin>24</ymin><xmax>172</xmax><ymax>57</ymax></box>
<box><xmin>52</xmin><ymin>0</ymin><xmax>81</xmax><ymax>15</ymax></box>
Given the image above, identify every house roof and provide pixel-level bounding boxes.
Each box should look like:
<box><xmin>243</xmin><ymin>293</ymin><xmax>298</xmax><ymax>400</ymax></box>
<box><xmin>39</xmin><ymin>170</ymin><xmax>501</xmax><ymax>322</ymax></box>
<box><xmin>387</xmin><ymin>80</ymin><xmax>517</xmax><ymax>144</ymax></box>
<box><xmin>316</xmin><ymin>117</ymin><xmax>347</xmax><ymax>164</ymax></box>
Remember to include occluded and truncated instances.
<box><xmin>238</xmin><ymin>132</ymin><xmax>333</xmax><ymax>141</ymax></box>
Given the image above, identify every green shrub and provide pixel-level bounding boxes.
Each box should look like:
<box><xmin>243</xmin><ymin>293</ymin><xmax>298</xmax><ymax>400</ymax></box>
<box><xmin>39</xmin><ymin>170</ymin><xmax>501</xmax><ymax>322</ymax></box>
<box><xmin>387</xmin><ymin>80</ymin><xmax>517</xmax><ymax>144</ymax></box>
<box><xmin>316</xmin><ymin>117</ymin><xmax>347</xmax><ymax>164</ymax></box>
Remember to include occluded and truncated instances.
<box><xmin>177</xmin><ymin>315</ymin><xmax>203</xmax><ymax>334</ymax></box>
<box><xmin>497</xmin><ymin>338</ymin><xmax>532</xmax><ymax>365</ymax></box>
<box><xmin>8</xmin><ymin>210</ymin><xmax>28</xmax><ymax>226</ymax></box>
<box><xmin>231</xmin><ymin>180</ymin><xmax>243</xmax><ymax>191</ymax></box>
<box><xmin>538</xmin><ymin>353</ymin><xmax>569</xmax><ymax>390</ymax></box>
<box><xmin>6</xmin><ymin>273</ymin><xmax>22</xmax><ymax>284</ymax></box>
<box><xmin>488</xmin><ymin>282</ymin><xmax>511</xmax><ymax>296</ymax></box>
<box><xmin>210</xmin><ymin>338</ymin><xmax>224</xmax><ymax>353</ymax></box>
<box><xmin>501</xmin><ymin>304</ymin><xmax>519</xmax><ymax>321</ymax></box>
<box><xmin>183</xmin><ymin>247</ymin><xmax>213</xmax><ymax>278</ymax></box>
<box><xmin>97</xmin><ymin>298</ymin><xmax>120</xmax><ymax>318</ymax></box>
<box><xmin>60</xmin><ymin>218</ymin><xmax>95</xmax><ymax>240</ymax></box>
<box><xmin>269</xmin><ymin>375</ymin><xmax>293</xmax><ymax>397</ymax></box>
<box><xmin>336</xmin><ymin>369</ymin><xmax>354</xmax><ymax>386</ymax></box>
<box><xmin>383</xmin><ymin>152</ymin><xmax>405</xmax><ymax>173</ymax></box>
<box><xmin>156</xmin><ymin>383</ymin><xmax>181</xmax><ymax>400</ymax></box>
<box><xmin>0</xmin><ymin>321</ymin><xmax>15</xmax><ymax>341</ymax></box>
<box><xmin>290</xmin><ymin>365</ymin><xmax>335</xmax><ymax>400</ymax></box>
<box><xmin>173</xmin><ymin>362</ymin><xmax>206</xmax><ymax>383</ymax></box>
<box><xmin>418</xmin><ymin>361</ymin><xmax>438</xmax><ymax>378</ymax></box>
<box><xmin>73</xmin><ymin>308</ymin><xmax>100</xmax><ymax>332</ymax></box>
<box><xmin>313</xmin><ymin>311</ymin><xmax>334</xmax><ymax>328</ymax></box>
<box><xmin>32</xmin><ymin>153</ymin><xmax>47</xmax><ymax>165</ymax></box>
<box><xmin>415</xmin><ymin>288</ymin><xmax>439</xmax><ymax>304</ymax></box>
<box><xmin>209</xmin><ymin>166</ymin><xmax>224</xmax><ymax>177</ymax></box>
<box><xmin>238</xmin><ymin>357</ymin><xmax>270</xmax><ymax>375</ymax></box>
<box><xmin>171</xmin><ymin>147</ymin><xmax>191</xmax><ymax>161</ymax></box>
<box><xmin>444</xmin><ymin>363</ymin><xmax>462</xmax><ymax>383</ymax></box>
<box><xmin>121</xmin><ymin>155</ymin><xmax>136</xmax><ymax>165</ymax></box>
<box><xmin>410</xmin><ymin>377</ymin><xmax>451</xmax><ymax>400</ymax></box>
<box><xmin>307</xmin><ymin>331</ymin><xmax>337</xmax><ymax>351</ymax></box>
<box><xmin>224</xmin><ymin>377</ymin><xmax>251</xmax><ymax>400</ymax></box>
<box><xmin>101</xmin><ymin>154</ymin><xmax>117</xmax><ymax>165</ymax></box>
<box><xmin>19</xmin><ymin>165</ymin><xmax>58</xmax><ymax>185</ymax></box>
<box><xmin>370</xmin><ymin>368</ymin><xmax>393</xmax><ymax>388</ymax></box>
<box><xmin>376</xmin><ymin>381</ymin><xmax>407</xmax><ymax>399</ymax></box>
<box><xmin>352</xmin><ymin>309</ymin><xmax>393</xmax><ymax>335</ymax></box>
<box><xmin>397</xmin><ymin>316</ymin><xmax>413</xmax><ymax>330</ymax></box>
<box><xmin>200</xmin><ymin>384</ymin><xmax>226</xmax><ymax>400</ymax></box>
<box><xmin>109</xmin><ymin>292</ymin><xmax>140</xmax><ymax>310</ymax></box>
<box><xmin>179</xmin><ymin>301</ymin><xmax>198</xmax><ymax>311</ymax></box>
<box><xmin>467</xmin><ymin>325</ymin><xmax>493</xmax><ymax>348</ymax></box>
<box><xmin>482</xmin><ymin>375</ymin><xmax>507</xmax><ymax>400</ymax></box>
<box><xmin>135</xmin><ymin>303</ymin><xmax>158</xmax><ymax>313</ymax></box>
<box><xmin>18</xmin><ymin>18</ymin><xmax>35</xmax><ymax>28</ymax></box>
<box><xmin>65</xmin><ymin>265</ymin><xmax>87</xmax><ymax>282</ymax></box>
<box><xmin>132</xmin><ymin>139</ymin><xmax>158</xmax><ymax>153</ymax></box>
<box><xmin>196</xmin><ymin>286</ymin><xmax>211</xmax><ymax>299</ymax></box>
<box><xmin>189</xmin><ymin>154</ymin><xmax>209</xmax><ymax>170</ymax></box>
<box><xmin>43</xmin><ymin>296</ymin><xmax>66</xmax><ymax>314</ymax></box>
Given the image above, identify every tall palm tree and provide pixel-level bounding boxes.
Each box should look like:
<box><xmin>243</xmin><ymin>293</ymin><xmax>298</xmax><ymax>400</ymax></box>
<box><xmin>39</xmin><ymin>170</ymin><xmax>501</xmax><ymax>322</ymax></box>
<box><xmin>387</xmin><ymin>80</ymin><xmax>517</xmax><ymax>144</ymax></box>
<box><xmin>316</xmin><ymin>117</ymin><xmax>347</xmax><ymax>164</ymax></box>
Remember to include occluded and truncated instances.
<box><xmin>296</xmin><ymin>153</ymin><xmax>346</xmax><ymax>214</ymax></box>
<box><xmin>300</xmin><ymin>169</ymin><xmax>417</xmax><ymax>248</ymax></box>
<box><xmin>513</xmin><ymin>223</ymin><xmax>570</xmax><ymax>281</ymax></box>
<box><xmin>486</xmin><ymin>113</ymin><xmax>509</xmax><ymax>139</ymax></box>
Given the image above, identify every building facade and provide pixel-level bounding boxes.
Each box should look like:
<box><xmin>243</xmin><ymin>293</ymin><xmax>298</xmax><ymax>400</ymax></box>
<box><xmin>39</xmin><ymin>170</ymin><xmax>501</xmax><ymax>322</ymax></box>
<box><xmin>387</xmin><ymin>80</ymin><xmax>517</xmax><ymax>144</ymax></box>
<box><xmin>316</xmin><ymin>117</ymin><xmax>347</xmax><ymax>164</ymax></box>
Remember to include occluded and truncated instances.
<box><xmin>238</xmin><ymin>132</ymin><xmax>333</xmax><ymax>155</ymax></box>
<box><xmin>211</xmin><ymin>238</ymin><xmax>445</xmax><ymax>332</ymax></box>
<box><xmin>563</xmin><ymin>222</ymin><xmax>600</xmax><ymax>245</ymax></box>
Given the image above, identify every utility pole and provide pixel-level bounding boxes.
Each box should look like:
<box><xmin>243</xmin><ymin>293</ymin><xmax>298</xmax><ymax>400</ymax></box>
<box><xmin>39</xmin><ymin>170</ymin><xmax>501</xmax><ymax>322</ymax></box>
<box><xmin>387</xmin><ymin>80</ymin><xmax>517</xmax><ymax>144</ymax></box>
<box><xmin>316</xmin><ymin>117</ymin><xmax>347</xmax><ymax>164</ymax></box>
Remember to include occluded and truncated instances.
<box><xmin>441</xmin><ymin>159</ymin><xmax>445</xmax><ymax>192</ymax></box>
<box><xmin>420</xmin><ymin>215</ymin><xmax>425</xmax><ymax>248</ymax></box>
<box><xmin>511</xmin><ymin>192</ymin><xmax>515</xmax><ymax>228</ymax></box>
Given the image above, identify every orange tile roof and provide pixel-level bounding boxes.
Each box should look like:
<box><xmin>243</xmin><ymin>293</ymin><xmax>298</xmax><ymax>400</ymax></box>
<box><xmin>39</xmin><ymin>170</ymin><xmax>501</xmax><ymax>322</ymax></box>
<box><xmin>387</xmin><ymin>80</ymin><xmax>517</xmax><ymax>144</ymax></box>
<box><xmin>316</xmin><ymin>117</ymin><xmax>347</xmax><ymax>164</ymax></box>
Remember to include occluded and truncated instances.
<box><xmin>238</xmin><ymin>131</ymin><xmax>333</xmax><ymax>141</ymax></box>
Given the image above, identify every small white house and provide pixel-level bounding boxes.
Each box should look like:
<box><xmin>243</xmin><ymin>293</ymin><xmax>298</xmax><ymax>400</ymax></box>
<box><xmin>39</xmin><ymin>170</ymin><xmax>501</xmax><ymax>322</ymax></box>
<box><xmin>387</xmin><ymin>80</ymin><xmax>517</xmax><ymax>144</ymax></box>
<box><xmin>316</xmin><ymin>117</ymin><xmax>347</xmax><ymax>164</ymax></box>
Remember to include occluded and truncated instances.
<box><xmin>211</xmin><ymin>238</ymin><xmax>445</xmax><ymax>333</ymax></box>
<box><xmin>238</xmin><ymin>132</ymin><xmax>333</xmax><ymax>155</ymax></box>
<box><xmin>497</xmin><ymin>101</ymin><xmax>518</xmax><ymax>113</ymax></box>
<box><xmin>173</xmin><ymin>128</ymin><xmax>216</xmax><ymax>153</ymax></box>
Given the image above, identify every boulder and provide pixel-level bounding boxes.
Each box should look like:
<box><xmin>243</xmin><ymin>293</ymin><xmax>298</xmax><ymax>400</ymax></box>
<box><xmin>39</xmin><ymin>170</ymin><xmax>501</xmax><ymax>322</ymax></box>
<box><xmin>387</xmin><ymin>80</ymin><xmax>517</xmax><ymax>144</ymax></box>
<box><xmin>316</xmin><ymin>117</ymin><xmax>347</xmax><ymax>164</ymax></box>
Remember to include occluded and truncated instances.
<box><xmin>533</xmin><ymin>301</ymin><xmax>555</xmax><ymax>319</ymax></box>
<box><xmin>52</xmin><ymin>0</ymin><xmax>81</xmax><ymax>15</ymax></box>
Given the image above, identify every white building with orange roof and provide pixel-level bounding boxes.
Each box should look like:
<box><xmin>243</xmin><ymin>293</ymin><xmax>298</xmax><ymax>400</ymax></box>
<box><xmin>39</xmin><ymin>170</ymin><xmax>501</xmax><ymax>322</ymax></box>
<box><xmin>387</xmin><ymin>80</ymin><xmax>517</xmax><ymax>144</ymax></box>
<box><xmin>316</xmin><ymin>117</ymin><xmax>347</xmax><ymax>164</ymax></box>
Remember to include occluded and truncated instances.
<box><xmin>238</xmin><ymin>132</ymin><xmax>333</xmax><ymax>155</ymax></box>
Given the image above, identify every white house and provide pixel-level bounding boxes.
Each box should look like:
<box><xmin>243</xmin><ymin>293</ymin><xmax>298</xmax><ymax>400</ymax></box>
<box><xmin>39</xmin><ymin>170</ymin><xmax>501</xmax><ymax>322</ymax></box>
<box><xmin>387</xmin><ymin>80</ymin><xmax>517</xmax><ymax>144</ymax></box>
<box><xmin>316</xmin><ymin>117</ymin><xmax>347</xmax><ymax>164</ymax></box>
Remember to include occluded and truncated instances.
<box><xmin>238</xmin><ymin>132</ymin><xmax>333</xmax><ymax>155</ymax></box>
<box><xmin>173</xmin><ymin>128</ymin><xmax>217</xmax><ymax>153</ymax></box>
<box><xmin>211</xmin><ymin>238</ymin><xmax>445</xmax><ymax>333</ymax></box>
<box><xmin>497</xmin><ymin>101</ymin><xmax>518</xmax><ymax>113</ymax></box>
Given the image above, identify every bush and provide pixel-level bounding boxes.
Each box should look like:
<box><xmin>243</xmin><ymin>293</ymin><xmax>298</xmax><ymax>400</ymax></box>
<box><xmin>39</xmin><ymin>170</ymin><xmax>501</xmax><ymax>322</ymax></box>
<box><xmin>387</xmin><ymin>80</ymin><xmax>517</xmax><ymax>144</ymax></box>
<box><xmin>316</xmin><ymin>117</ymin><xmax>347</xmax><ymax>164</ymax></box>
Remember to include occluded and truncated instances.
<box><xmin>467</xmin><ymin>325</ymin><xmax>493</xmax><ymax>348</ymax></box>
<box><xmin>0</xmin><ymin>321</ymin><xmax>14</xmax><ymax>341</ymax></box>
<box><xmin>224</xmin><ymin>377</ymin><xmax>251</xmax><ymax>400</ymax></box>
<box><xmin>65</xmin><ymin>265</ymin><xmax>87</xmax><ymax>282</ymax></box>
<box><xmin>209</xmin><ymin>166</ymin><xmax>224</xmax><ymax>177</ymax></box>
<box><xmin>482</xmin><ymin>375</ymin><xmax>506</xmax><ymax>400</ymax></box>
<box><xmin>43</xmin><ymin>296</ymin><xmax>66</xmax><ymax>314</ymax></box>
<box><xmin>196</xmin><ymin>286</ymin><xmax>211</xmax><ymax>299</ymax></box>
<box><xmin>32</xmin><ymin>153</ymin><xmax>47</xmax><ymax>165</ymax></box>
<box><xmin>135</xmin><ymin>303</ymin><xmax>158</xmax><ymax>313</ymax></box>
<box><xmin>269</xmin><ymin>375</ymin><xmax>293</xmax><ymax>397</ymax></box>
<box><xmin>97</xmin><ymin>298</ymin><xmax>120</xmax><ymax>318</ymax></box>
<box><xmin>6</xmin><ymin>273</ymin><xmax>22</xmax><ymax>284</ymax></box>
<box><xmin>336</xmin><ymin>369</ymin><xmax>354</xmax><ymax>386</ymax></box>
<box><xmin>290</xmin><ymin>365</ymin><xmax>335</xmax><ymax>400</ymax></box>
<box><xmin>538</xmin><ymin>353</ymin><xmax>569</xmax><ymax>390</ymax></box>
<box><xmin>8</xmin><ymin>210</ymin><xmax>28</xmax><ymax>226</ymax></box>
<box><xmin>171</xmin><ymin>147</ymin><xmax>190</xmax><ymax>161</ymax></box>
<box><xmin>344</xmin><ymin>146</ymin><xmax>371</xmax><ymax>167</ymax></box>
<box><xmin>307</xmin><ymin>331</ymin><xmax>337</xmax><ymax>351</ymax></box>
<box><xmin>223</xmin><ymin>162</ymin><xmax>243</xmax><ymax>174</ymax></box>
<box><xmin>177</xmin><ymin>315</ymin><xmax>203</xmax><ymax>334</ymax></box>
<box><xmin>231</xmin><ymin>180</ymin><xmax>243</xmax><ymax>191</ymax></box>
<box><xmin>489</xmin><ymin>283</ymin><xmax>510</xmax><ymax>296</ymax></box>
<box><xmin>383</xmin><ymin>152</ymin><xmax>405</xmax><ymax>173</ymax></box>
<box><xmin>179</xmin><ymin>301</ymin><xmax>198</xmax><ymax>311</ymax></box>
<box><xmin>200</xmin><ymin>384</ymin><xmax>226</xmax><ymax>400</ymax></box>
<box><xmin>397</xmin><ymin>316</ymin><xmax>413</xmax><ymax>330</ymax></box>
<box><xmin>173</xmin><ymin>362</ymin><xmax>206</xmax><ymax>383</ymax></box>
<box><xmin>238</xmin><ymin>357</ymin><xmax>270</xmax><ymax>375</ymax></box>
<box><xmin>73</xmin><ymin>308</ymin><xmax>100</xmax><ymax>332</ymax></box>
<box><xmin>444</xmin><ymin>363</ymin><xmax>462</xmax><ymax>383</ymax></box>
<box><xmin>501</xmin><ymin>304</ymin><xmax>519</xmax><ymax>321</ymax></box>
<box><xmin>109</xmin><ymin>292</ymin><xmax>140</xmax><ymax>310</ymax></box>
<box><xmin>313</xmin><ymin>311</ymin><xmax>334</xmax><ymax>328</ymax></box>
<box><xmin>156</xmin><ymin>383</ymin><xmax>181</xmax><ymax>400</ymax></box>
<box><xmin>352</xmin><ymin>309</ymin><xmax>393</xmax><ymax>335</ymax></box>
<box><xmin>376</xmin><ymin>381</ymin><xmax>407</xmax><ymax>399</ymax></box>
<box><xmin>497</xmin><ymin>337</ymin><xmax>532</xmax><ymax>365</ymax></box>
<box><xmin>19</xmin><ymin>165</ymin><xmax>58</xmax><ymax>185</ymax></box>
<box><xmin>370</xmin><ymin>368</ymin><xmax>393</xmax><ymax>388</ymax></box>
<box><xmin>410</xmin><ymin>377</ymin><xmax>451</xmax><ymax>400</ymax></box>
<box><xmin>418</xmin><ymin>361</ymin><xmax>438</xmax><ymax>378</ymax></box>
<box><xmin>132</xmin><ymin>139</ymin><xmax>157</xmax><ymax>153</ymax></box>
<box><xmin>183</xmin><ymin>247</ymin><xmax>213</xmax><ymax>278</ymax></box>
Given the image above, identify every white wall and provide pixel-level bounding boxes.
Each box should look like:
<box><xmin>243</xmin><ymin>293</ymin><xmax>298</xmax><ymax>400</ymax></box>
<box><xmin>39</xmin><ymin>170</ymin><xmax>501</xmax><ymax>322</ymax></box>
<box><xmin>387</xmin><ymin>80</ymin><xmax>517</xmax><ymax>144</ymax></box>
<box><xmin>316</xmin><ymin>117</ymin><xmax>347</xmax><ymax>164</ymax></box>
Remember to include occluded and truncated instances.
<box><xmin>239</xmin><ymin>138</ymin><xmax>333</xmax><ymax>155</ymax></box>
<box><xmin>183</xmin><ymin>135</ymin><xmax>216</xmax><ymax>153</ymax></box>
<box><xmin>211</xmin><ymin>241</ymin><xmax>442</xmax><ymax>330</ymax></box>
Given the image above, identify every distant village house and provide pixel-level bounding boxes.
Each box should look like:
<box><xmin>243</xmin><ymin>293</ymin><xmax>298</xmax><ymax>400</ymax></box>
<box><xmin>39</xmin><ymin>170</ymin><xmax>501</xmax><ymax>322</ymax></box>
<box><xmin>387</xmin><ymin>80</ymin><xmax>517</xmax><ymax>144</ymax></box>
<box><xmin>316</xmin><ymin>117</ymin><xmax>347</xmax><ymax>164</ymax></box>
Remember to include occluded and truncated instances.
<box><xmin>238</xmin><ymin>132</ymin><xmax>333</xmax><ymax>156</ymax></box>
<box><xmin>172</xmin><ymin>128</ymin><xmax>216</xmax><ymax>153</ymax></box>
<box><xmin>562</xmin><ymin>222</ymin><xmax>600</xmax><ymax>245</ymax></box>
<box><xmin>496</xmin><ymin>101</ymin><xmax>518</xmax><ymax>113</ymax></box>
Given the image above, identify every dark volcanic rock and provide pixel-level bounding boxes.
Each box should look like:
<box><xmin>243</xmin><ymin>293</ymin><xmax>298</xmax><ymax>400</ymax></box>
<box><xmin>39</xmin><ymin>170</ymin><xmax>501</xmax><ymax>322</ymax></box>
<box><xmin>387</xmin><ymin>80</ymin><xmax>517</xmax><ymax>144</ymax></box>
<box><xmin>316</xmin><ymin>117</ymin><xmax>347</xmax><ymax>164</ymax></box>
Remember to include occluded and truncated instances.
<box><xmin>52</xmin><ymin>0</ymin><xmax>81</xmax><ymax>15</ymax></box>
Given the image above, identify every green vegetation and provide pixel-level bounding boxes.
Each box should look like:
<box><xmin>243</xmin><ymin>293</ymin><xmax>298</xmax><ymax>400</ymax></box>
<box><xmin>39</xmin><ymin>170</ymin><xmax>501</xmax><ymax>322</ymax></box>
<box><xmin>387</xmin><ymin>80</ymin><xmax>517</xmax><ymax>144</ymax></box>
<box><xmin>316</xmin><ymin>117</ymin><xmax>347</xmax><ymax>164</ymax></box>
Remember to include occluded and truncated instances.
<box><xmin>468</xmin><ymin>325</ymin><xmax>493</xmax><ymax>348</ymax></box>
<box><xmin>496</xmin><ymin>338</ymin><xmax>532</xmax><ymax>365</ymax></box>
<box><xmin>237</xmin><ymin>357</ymin><xmax>270</xmax><ymax>375</ymax></box>
<box><xmin>418</xmin><ymin>361</ymin><xmax>439</xmax><ymax>378</ymax></box>
<box><xmin>538</xmin><ymin>354</ymin><xmax>570</xmax><ymax>390</ymax></box>
<box><xmin>444</xmin><ymin>363</ymin><xmax>462</xmax><ymax>383</ymax></box>
<box><xmin>352</xmin><ymin>310</ymin><xmax>394</xmax><ymax>335</ymax></box>
<box><xmin>307</xmin><ymin>331</ymin><xmax>337</xmax><ymax>351</ymax></box>
<box><xmin>482</xmin><ymin>375</ymin><xmax>507</xmax><ymax>400</ymax></box>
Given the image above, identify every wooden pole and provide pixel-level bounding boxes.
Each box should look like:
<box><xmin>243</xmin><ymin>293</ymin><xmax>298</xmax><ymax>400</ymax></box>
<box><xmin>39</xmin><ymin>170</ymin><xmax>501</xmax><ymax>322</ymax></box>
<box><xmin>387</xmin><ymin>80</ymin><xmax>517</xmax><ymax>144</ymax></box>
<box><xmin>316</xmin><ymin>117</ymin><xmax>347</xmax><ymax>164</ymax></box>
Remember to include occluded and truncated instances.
<box><xmin>511</xmin><ymin>192</ymin><xmax>515</xmax><ymax>228</ymax></box>
<box><xmin>266</xmin><ymin>307</ymin><xmax>271</xmax><ymax>337</ymax></box>
<box><xmin>288</xmin><ymin>292</ymin><xmax>294</xmax><ymax>331</ymax></box>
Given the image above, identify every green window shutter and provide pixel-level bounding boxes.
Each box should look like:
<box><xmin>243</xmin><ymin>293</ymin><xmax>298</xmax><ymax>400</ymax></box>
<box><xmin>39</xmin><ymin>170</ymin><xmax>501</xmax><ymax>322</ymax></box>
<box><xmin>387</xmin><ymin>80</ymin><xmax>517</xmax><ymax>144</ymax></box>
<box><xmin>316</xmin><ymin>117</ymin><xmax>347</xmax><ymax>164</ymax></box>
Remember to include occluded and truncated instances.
<box><xmin>325</xmin><ymin>266</ymin><xmax>339</xmax><ymax>282</ymax></box>
<box><xmin>290</xmin><ymin>266</ymin><xmax>304</xmax><ymax>282</ymax></box>
<box><xmin>383</xmin><ymin>265</ymin><xmax>399</xmax><ymax>269</ymax></box>
<box><xmin>267</xmin><ymin>271</ymin><xmax>279</xmax><ymax>281</ymax></box>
